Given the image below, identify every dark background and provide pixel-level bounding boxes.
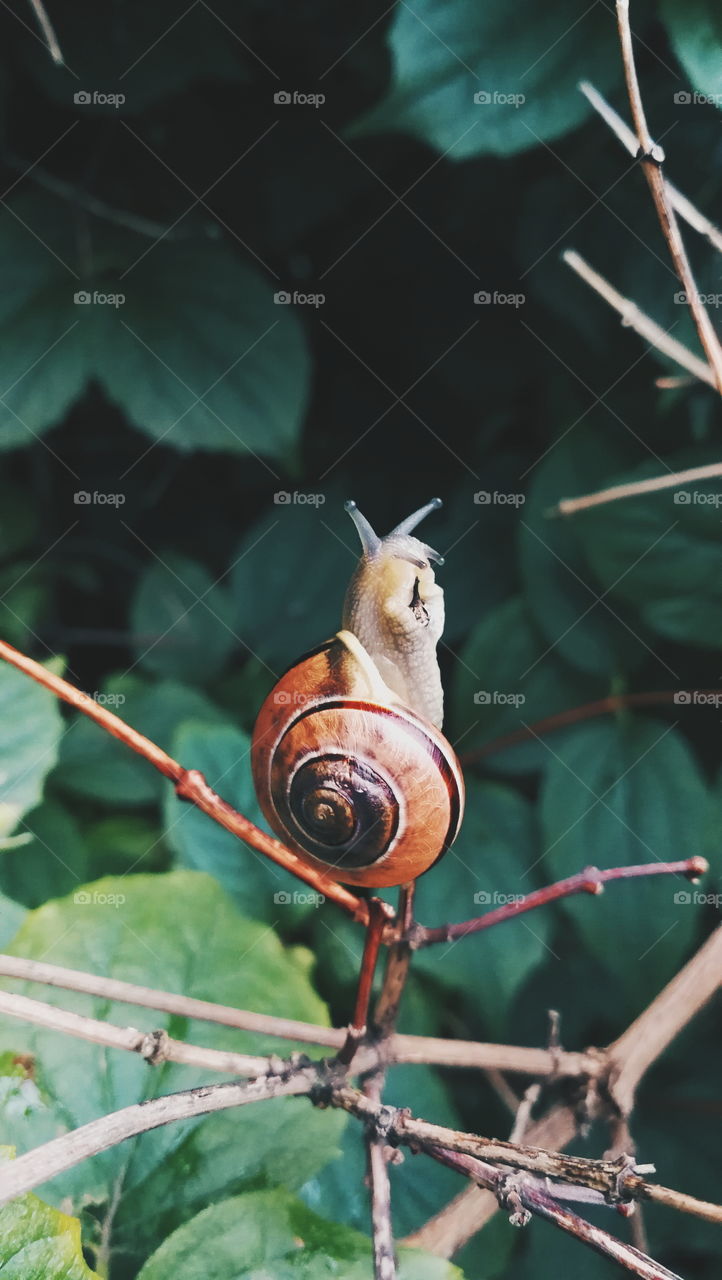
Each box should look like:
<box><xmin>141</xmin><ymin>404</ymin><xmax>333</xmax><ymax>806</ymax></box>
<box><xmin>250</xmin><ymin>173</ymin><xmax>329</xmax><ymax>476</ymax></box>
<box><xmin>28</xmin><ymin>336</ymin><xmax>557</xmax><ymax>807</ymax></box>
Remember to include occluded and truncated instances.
<box><xmin>0</xmin><ymin>1</ymin><xmax>720</xmax><ymax>1277</ymax></box>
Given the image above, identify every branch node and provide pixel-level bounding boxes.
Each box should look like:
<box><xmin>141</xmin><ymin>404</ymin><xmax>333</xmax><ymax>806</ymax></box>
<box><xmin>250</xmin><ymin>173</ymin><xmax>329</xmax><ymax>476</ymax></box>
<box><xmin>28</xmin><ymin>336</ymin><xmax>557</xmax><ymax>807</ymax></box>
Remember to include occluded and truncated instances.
<box><xmin>636</xmin><ymin>142</ymin><xmax>665</xmax><ymax>166</ymax></box>
<box><xmin>139</xmin><ymin>1029</ymin><xmax>170</xmax><ymax>1065</ymax></box>
<box><xmin>497</xmin><ymin>1173</ymin><xmax>532</xmax><ymax>1227</ymax></box>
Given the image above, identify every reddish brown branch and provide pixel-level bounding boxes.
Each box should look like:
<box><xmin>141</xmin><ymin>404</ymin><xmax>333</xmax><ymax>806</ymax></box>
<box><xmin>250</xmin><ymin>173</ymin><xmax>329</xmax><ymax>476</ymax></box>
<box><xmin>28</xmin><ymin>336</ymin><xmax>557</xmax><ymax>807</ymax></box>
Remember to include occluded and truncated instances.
<box><xmin>0</xmin><ymin>638</ymin><xmax>372</xmax><ymax>927</ymax></box>
<box><xmin>412</xmin><ymin>858</ymin><xmax>707</xmax><ymax>948</ymax></box>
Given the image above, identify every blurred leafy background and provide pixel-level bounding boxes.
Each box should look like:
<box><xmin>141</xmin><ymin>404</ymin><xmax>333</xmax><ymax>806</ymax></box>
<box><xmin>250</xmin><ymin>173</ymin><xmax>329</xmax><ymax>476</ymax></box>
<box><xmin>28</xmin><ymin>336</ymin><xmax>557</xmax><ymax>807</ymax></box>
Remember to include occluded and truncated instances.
<box><xmin>0</xmin><ymin>0</ymin><xmax>721</xmax><ymax>1276</ymax></box>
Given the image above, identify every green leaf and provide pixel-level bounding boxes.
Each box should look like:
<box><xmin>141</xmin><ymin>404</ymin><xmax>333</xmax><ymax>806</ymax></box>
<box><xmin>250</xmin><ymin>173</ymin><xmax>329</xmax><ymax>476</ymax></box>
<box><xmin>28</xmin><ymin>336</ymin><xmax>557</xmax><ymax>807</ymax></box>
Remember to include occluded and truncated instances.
<box><xmin>0</xmin><ymin>1172</ymin><xmax>100</xmax><ymax>1279</ymax></box>
<box><xmin>354</xmin><ymin>0</ymin><xmax>626</xmax><ymax>158</ymax></box>
<box><xmin>53</xmin><ymin>675</ymin><xmax>227</xmax><ymax>806</ymax></box>
<box><xmin>540</xmin><ymin>716</ymin><xmax>707</xmax><ymax>1007</ymax></box>
<box><xmin>520</xmin><ymin>431</ymin><xmax>647</xmax><ymax>677</ymax></box>
<box><xmin>662</xmin><ymin>0</ymin><xmax>722</xmax><ymax>106</ymax></box>
<box><xmin>0</xmin><ymin>872</ymin><xmax>344</xmax><ymax>1267</ymax></box>
<box><xmin>573</xmin><ymin>454</ymin><xmax>722</xmax><ymax>649</ymax></box>
<box><xmin>0</xmin><ymin>198</ymin><xmax>309</xmax><ymax>463</ymax></box>
<box><xmin>450</xmin><ymin>597</ymin><xmax>602</xmax><ymax>774</ymax></box>
<box><xmin>413</xmin><ymin>779</ymin><xmax>550</xmax><ymax>1034</ymax></box>
<box><xmin>130</xmin><ymin>553</ymin><xmax>237</xmax><ymax>683</ymax></box>
<box><xmin>0</xmin><ymin>659</ymin><xmax>63</xmax><ymax>838</ymax></box>
<box><xmin>136</xmin><ymin>1187</ymin><xmax>464</xmax><ymax>1280</ymax></box>
<box><xmin>0</xmin><ymin>801</ymin><xmax>90</xmax><ymax>908</ymax></box>
<box><xmin>164</xmin><ymin>722</ymin><xmax>306</xmax><ymax>921</ymax></box>
<box><xmin>229</xmin><ymin>493</ymin><xmax>353</xmax><ymax>670</ymax></box>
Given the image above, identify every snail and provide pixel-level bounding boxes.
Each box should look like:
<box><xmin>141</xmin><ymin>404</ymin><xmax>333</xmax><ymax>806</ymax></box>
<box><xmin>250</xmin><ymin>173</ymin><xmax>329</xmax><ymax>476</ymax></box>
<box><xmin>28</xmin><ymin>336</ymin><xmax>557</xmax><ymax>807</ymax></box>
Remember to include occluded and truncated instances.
<box><xmin>251</xmin><ymin>498</ymin><xmax>465</xmax><ymax>888</ymax></box>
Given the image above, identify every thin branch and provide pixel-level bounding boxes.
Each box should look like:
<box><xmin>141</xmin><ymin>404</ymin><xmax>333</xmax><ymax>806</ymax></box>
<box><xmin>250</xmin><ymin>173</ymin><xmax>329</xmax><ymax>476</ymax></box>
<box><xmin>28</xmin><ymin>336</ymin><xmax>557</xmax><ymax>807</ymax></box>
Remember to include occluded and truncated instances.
<box><xmin>0</xmin><ymin>1070</ymin><xmax>316</xmax><ymax>1207</ymax></box>
<box><xmin>606</xmin><ymin>922</ymin><xmax>722</xmax><ymax>1115</ymax></box>
<box><xmin>615</xmin><ymin>0</ymin><xmax>722</xmax><ymax>395</ymax></box>
<box><xmin>27</xmin><ymin>0</ymin><xmax>63</xmax><ymax>64</ymax></box>
<box><xmin>548</xmin><ymin>462</ymin><xmax>722</xmax><ymax>516</ymax></box>
<box><xmin>0</xmin><ymin>988</ymin><xmax>279</xmax><ymax>1078</ymax></box>
<box><xmin>0</xmin><ymin>638</ymin><xmax>372</xmax><ymax>927</ymax></box>
<box><xmin>563</xmin><ymin>250</ymin><xmax>717</xmax><ymax>389</ymax></box>
<box><xmin>405</xmin><ymin>923</ymin><xmax>722</xmax><ymax>1255</ymax></box>
<box><xmin>425</xmin><ymin>1148</ymin><xmax>682</xmax><ymax>1280</ymax></box>
<box><xmin>0</xmin><ymin>951</ymin><xmax>601</xmax><ymax>1076</ymax></box>
<box><xmin>412</xmin><ymin>859</ymin><xmax>707</xmax><ymax>949</ymax></box>
<box><xmin>579</xmin><ymin>80</ymin><xmax>722</xmax><ymax>255</ymax></box>
<box><xmin>460</xmin><ymin>691</ymin><xmax>722</xmax><ymax>765</ymax></box>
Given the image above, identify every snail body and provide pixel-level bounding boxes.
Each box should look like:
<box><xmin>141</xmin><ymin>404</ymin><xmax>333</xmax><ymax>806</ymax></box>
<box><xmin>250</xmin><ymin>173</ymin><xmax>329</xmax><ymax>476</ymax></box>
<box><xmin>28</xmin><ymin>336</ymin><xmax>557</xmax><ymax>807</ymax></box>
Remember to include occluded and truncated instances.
<box><xmin>251</xmin><ymin>500</ymin><xmax>465</xmax><ymax>888</ymax></box>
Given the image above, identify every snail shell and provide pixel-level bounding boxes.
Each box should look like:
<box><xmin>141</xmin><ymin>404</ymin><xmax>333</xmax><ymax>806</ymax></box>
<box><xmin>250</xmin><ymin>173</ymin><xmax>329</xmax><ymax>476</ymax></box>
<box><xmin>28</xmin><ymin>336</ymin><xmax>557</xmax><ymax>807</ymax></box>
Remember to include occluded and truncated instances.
<box><xmin>251</xmin><ymin>499</ymin><xmax>465</xmax><ymax>888</ymax></box>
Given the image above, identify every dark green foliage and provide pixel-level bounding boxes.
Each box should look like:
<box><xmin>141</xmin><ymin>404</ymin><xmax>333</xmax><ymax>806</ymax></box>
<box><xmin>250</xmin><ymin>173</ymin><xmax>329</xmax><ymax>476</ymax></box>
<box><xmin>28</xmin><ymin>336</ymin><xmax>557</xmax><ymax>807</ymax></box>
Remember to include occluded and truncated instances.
<box><xmin>0</xmin><ymin>2</ymin><xmax>721</xmax><ymax>1276</ymax></box>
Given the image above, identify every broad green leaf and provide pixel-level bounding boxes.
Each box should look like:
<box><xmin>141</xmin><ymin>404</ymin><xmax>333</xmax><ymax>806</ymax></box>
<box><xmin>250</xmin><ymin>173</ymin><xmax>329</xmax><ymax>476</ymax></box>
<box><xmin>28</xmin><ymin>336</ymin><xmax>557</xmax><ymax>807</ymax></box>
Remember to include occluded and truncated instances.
<box><xmin>540</xmin><ymin>717</ymin><xmax>707</xmax><ymax>1007</ymax></box>
<box><xmin>662</xmin><ymin>0</ymin><xmax>722</xmax><ymax>107</ymax></box>
<box><xmin>354</xmin><ymin>0</ymin><xmax>625</xmax><ymax>158</ymax></box>
<box><xmin>53</xmin><ymin>675</ymin><xmax>227</xmax><ymax>806</ymax></box>
<box><xmin>450</xmin><ymin>597</ymin><xmax>602</xmax><ymax>774</ymax></box>
<box><xmin>574</xmin><ymin>453</ymin><xmax>722</xmax><ymax>649</ymax></box>
<box><xmin>0</xmin><ymin>660</ymin><xmax>63</xmax><ymax>838</ymax></box>
<box><xmin>520</xmin><ymin>431</ymin><xmax>647</xmax><ymax>677</ymax></box>
<box><xmin>0</xmin><ymin>871</ymin><xmax>344</xmax><ymax>1266</ymax></box>
<box><xmin>130</xmin><ymin>553</ymin><xmax>237</xmax><ymax>683</ymax></box>
<box><xmin>0</xmin><ymin>197</ymin><xmax>309</xmax><ymax>463</ymax></box>
<box><xmin>164</xmin><ymin>722</ymin><xmax>306</xmax><ymax>921</ymax></box>
<box><xmin>136</xmin><ymin>1187</ymin><xmax>464</xmax><ymax>1280</ymax></box>
<box><xmin>0</xmin><ymin>1166</ymin><xmax>100</xmax><ymax>1280</ymax></box>
<box><xmin>228</xmin><ymin>493</ymin><xmax>352</xmax><ymax>670</ymax></box>
<box><xmin>413</xmin><ymin>779</ymin><xmax>549</xmax><ymax>1034</ymax></box>
<box><xmin>1</xmin><ymin>801</ymin><xmax>90</xmax><ymax>908</ymax></box>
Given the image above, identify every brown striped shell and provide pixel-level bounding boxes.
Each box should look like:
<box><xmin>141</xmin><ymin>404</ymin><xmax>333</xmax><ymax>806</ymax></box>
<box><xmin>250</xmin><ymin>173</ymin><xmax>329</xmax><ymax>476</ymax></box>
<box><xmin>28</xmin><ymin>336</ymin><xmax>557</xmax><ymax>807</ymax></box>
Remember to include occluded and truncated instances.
<box><xmin>251</xmin><ymin>630</ymin><xmax>465</xmax><ymax>888</ymax></box>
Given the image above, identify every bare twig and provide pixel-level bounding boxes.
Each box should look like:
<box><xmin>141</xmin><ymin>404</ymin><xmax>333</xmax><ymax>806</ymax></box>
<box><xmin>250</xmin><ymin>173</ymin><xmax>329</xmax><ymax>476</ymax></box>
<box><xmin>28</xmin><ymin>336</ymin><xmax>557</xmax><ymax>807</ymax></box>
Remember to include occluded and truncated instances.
<box><xmin>412</xmin><ymin>859</ymin><xmax>707</xmax><ymax>949</ymax></box>
<box><xmin>27</xmin><ymin>0</ymin><xmax>63</xmax><ymax>64</ymax></box>
<box><xmin>615</xmin><ymin>0</ymin><xmax>722</xmax><ymax>394</ymax></box>
<box><xmin>0</xmin><ymin>639</ymin><xmax>372</xmax><ymax>926</ymax></box>
<box><xmin>579</xmin><ymin>81</ymin><xmax>722</xmax><ymax>255</ymax></box>
<box><xmin>548</xmin><ymin>461</ymin><xmax>722</xmax><ymax>516</ymax></box>
<box><xmin>563</xmin><ymin>250</ymin><xmax>717</xmax><ymax>388</ymax></box>
<box><xmin>460</xmin><ymin>691</ymin><xmax>722</xmax><ymax>764</ymax></box>
<box><xmin>405</xmin><ymin>924</ymin><xmax>722</xmax><ymax>1255</ymax></box>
